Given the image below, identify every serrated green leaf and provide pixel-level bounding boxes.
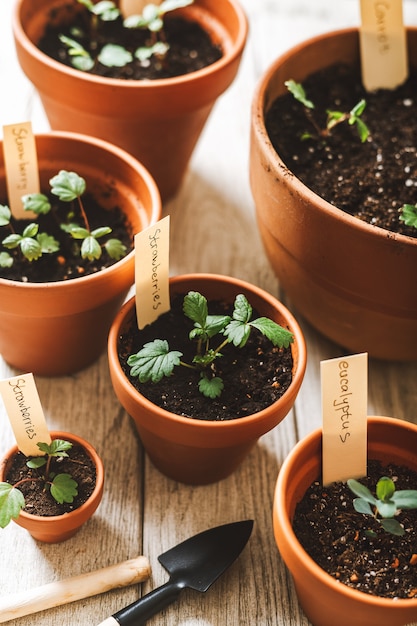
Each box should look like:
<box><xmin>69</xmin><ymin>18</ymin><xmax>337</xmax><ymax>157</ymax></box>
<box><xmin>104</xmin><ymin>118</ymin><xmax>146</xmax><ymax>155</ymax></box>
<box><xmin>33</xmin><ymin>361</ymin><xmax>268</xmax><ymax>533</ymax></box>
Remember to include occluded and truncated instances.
<box><xmin>380</xmin><ymin>518</ymin><xmax>404</xmax><ymax>536</ymax></box>
<box><xmin>81</xmin><ymin>236</ymin><xmax>102</xmax><ymax>260</ymax></box>
<box><xmin>21</xmin><ymin>237</ymin><xmax>42</xmax><ymax>261</ymax></box>
<box><xmin>2</xmin><ymin>233</ymin><xmax>22</xmax><ymax>249</ymax></box>
<box><xmin>0</xmin><ymin>252</ymin><xmax>13</xmax><ymax>267</ymax></box>
<box><xmin>72</xmin><ymin>55</ymin><xmax>95</xmax><ymax>71</ymax></box>
<box><xmin>400</xmin><ymin>204</ymin><xmax>417</xmax><ymax>228</ymax></box>
<box><xmin>0</xmin><ymin>204</ymin><xmax>11</xmax><ymax>226</ymax></box>
<box><xmin>104</xmin><ymin>238</ymin><xmax>127</xmax><ymax>260</ymax></box>
<box><xmin>232</xmin><ymin>294</ymin><xmax>252</xmax><ymax>323</ymax></box>
<box><xmin>128</xmin><ymin>340</ymin><xmax>183</xmax><ymax>382</ymax></box>
<box><xmin>250</xmin><ymin>317</ymin><xmax>294</xmax><ymax>348</ymax></box>
<box><xmin>37</xmin><ymin>232</ymin><xmax>60</xmax><ymax>254</ymax></box>
<box><xmin>50</xmin><ymin>170</ymin><xmax>86</xmax><ymax>202</ymax></box>
<box><xmin>203</xmin><ymin>314</ymin><xmax>231</xmax><ymax>338</ymax></box>
<box><xmin>92</xmin><ymin>0</ymin><xmax>120</xmax><ymax>20</ymax></box>
<box><xmin>0</xmin><ymin>484</ymin><xmax>25</xmax><ymax>528</ymax></box>
<box><xmin>38</xmin><ymin>439</ymin><xmax>72</xmax><ymax>456</ymax></box>
<box><xmin>50</xmin><ymin>473</ymin><xmax>78</xmax><ymax>504</ymax></box>
<box><xmin>183</xmin><ymin>291</ymin><xmax>208</xmax><ymax>327</ymax></box>
<box><xmin>285</xmin><ymin>79</ymin><xmax>314</xmax><ymax>109</ymax></box>
<box><xmin>352</xmin><ymin>497</ymin><xmax>373</xmax><ymax>516</ymax></box>
<box><xmin>223</xmin><ymin>319</ymin><xmax>251</xmax><ymax>348</ymax></box>
<box><xmin>98</xmin><ymin>44</ymin><xmax>133</xmax><ymax>68</ymax></box>
<box><xmin>22</xmin><ymin>193</ymin><xmax>51</xmax><ymax>215</ymax></box>
<box><xmin>198</xmin><ymin>374</ymin><xmax>224</xmax><ymax>398</ymax></box>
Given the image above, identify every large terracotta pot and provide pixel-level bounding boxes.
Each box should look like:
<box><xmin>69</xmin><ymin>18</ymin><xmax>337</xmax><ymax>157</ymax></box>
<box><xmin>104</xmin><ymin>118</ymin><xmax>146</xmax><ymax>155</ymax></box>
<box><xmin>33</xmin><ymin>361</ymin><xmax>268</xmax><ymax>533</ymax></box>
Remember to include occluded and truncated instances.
<box><xmin>0</xmin><ymin>131</ymin><xmax>161</xmax><ymax>376</ymax></box>
<box><xmin>250</xmin><ymin>28</ymin><xmax>417</xmax><ymax>361</ymax></box>
<box><xmin>0</xmin><ymin>431</ymin><xmax>104</xmax><ymax>543</ymax></box>
<box><xmin>108</xmin><ymin>273</ymin><xmax>307</xmax><ymax>484</ymax></box>
<box><xmin>273</xmin><ymin>416</ymin><xmax>417</xmax><ymax>626</ymax></box>
<box><xmin>13</xmin><ymin>0</ymin><xmax>248</xmax><ymax>201</ymax></box>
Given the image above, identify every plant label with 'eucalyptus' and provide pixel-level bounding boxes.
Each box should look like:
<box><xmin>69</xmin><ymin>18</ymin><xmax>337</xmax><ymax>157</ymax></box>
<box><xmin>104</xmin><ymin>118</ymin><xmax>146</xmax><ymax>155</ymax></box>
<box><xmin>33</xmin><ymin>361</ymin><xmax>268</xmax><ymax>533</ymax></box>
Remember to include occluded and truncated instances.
<box><xmin>321</xmin><ymin>352</ymin><xmax>368</xmax><ymax>485</ymax></box>
<box><xmin>134</xmin><ymin>215</ymin><xmax>170</xmax><ymax>329</ymax></box>
<box><xmin>0</xmin><ymin>373</ymin><xmax>51</xmax><ymax>456</ymax></box>
<box><xmin>359</xmin><ymin>0</ymin><xmax>408</xmax><ymax>91</ymax></box>
<box><xmin>2</xmin><ymin>121</ymin><xmax>39</xmax><ymax>219</ymax></box>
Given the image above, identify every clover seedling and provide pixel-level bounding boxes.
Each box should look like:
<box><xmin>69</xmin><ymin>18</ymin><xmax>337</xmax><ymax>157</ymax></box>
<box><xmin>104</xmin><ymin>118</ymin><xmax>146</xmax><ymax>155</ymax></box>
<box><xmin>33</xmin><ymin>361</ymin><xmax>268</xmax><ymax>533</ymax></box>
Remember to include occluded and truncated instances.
<box><xmin>0</xmin><ymin>439</ymin><xmax>79</xmax><ymax>528</ymax></box>
<box><xmin>400</xmin><ymin>203</ymin><xmax>417</xmax><ymax>229</ymax></box>
<box><xmin>347</xmin><ymin>475</ymin><xmax>417</xmax><ymax>537</ymax></box>
<box><xmin>127</xmin><ymin>291</ymin><xmax>294</xmax><ymax>399</ymax></box>
<box><xmin>0</xmin><ymin>169</ymin><xmax>127</xmax><ymax>267</ymax></box>
<box><xmin>285</xmin><ymin>79</ymin><xmax>370</xmax><ymax>143</ymax></box>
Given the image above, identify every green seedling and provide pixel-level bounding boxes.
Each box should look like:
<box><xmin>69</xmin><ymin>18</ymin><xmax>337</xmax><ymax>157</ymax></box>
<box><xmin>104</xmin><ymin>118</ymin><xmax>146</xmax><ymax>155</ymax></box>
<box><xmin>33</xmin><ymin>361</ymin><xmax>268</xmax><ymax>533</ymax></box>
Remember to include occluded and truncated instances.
<box><xmin>347</xmin><ymin>475</ymin><xmax>417</xmax><ymax>537</ymax></box>
<box><xmin>127</xmin><ymin>290</ymin><xmax>294</xmax><ymax>399</ymax></box>
<box><xmin>0</xmin><ymin>169</ymin><xmax>127</xmax><ymax>267</ymax></box>
<box><xmin>400</xmin><ymin>203</ymin><xmax>417</xmax><ymax>229</ymax></box>
<box><xmin>0</xmin><ymin>439</ymin><xmax>79</xmax><ymax>528</ymax></box>
<box><xmin>285</xmin><ymin>79</ymin><xmax>370</xmax><ymax>143</ymax></box>
<box><xmin>60</xmin><ymin>0</ymin><xmax>193</xmax><ymax>70</ymax></box>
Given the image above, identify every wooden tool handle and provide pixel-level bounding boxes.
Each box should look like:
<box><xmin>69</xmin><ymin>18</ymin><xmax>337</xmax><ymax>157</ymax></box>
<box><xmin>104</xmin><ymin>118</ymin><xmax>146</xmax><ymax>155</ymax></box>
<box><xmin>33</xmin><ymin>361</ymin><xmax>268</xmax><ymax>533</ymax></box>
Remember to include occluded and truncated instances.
<box><xmin>0</xmin><ymin>555</ymin><xmax>150</xmax><ymax>623</ymax></box>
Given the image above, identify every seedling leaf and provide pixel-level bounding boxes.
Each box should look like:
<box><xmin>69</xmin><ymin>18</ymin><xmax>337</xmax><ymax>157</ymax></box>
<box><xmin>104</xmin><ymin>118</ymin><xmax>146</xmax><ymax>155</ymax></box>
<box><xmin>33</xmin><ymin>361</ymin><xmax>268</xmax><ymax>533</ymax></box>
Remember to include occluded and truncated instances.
<box><xmin>0</xmin><ymin>484</ymin><xmax>25</xmax><ymax>528</ymax></box>
<box><xmin>50</xmin><ymin>473</ymin><xmax>78</xmax><ymax>504</ymax></box>
<box><xmin>98</xmin><ymin>44</ymin><xmax>133</xmax><ymax>67</ymax></box>
<box><xmin>198</xmin><ymin>375</ymin><xmax>224</xmax><ymax>398</ymax></box>
<box><xmin>128</xmin><ymin>340</ymin><xmax>183</xmax><ymax>382</ymax></box>
<box><xmin>285</xmin><ymin>79</ymin><xmax>314</xmax><ymax>109</ymax></box>
<box><xmin>50</xmin><ymin>170</ymin><xmax>86</xmax><ymax>202</ymax></box>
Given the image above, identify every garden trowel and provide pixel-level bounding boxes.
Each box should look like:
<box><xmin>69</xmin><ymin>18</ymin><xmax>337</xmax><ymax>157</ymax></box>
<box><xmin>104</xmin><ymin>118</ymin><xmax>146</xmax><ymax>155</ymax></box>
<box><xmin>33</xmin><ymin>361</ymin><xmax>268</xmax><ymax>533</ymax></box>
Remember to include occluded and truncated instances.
<box><xmin>97</xmin><ymin>519</ymin><xmax>254</xmax><ymax>625</ymax></box>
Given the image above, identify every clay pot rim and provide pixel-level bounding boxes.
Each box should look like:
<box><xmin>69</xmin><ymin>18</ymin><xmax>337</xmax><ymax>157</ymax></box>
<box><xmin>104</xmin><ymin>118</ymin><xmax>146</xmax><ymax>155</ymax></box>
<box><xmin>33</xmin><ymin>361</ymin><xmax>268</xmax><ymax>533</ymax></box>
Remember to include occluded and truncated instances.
<box><xmin>274</xmin><ymin>415</ymin><xmax>417</xmax><ymax>607</ymax></box>
<box><xmin>0</xmin><ymin>430</ymin><xmax>104</xmax><ymax>523</ymax></box>
<box><xmin>251</xmin><ymin>26</ymin><xmax>417</xmax><ymax>247</ymax></box>
<box><xmin>0</xmin><ymin>130</ymin><xmax>161</xmax><ymax>292</ymax></box>
<box><xmin>12</xmin><ymin>0</ymin><xmax>248</xmax><ymax>91</ymax></box>
<box><xmin>108</xmin><ymin>272</ymin><xmax>307</xmax><ymax>431</ymax></box>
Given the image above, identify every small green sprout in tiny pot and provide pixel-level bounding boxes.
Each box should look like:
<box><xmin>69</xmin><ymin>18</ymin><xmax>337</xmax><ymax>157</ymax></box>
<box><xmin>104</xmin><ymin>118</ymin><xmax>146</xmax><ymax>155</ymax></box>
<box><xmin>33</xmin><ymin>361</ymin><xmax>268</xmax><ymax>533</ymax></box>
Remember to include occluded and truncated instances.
<box><xmin>0</xmin><ymin>439</ymin><xmax>78</xmax><ymax>528</ymax></box>
<box><xmin>347</xmin><ymin>475</ymin><xmax>417</xmax><ymax>537</ymax></box>
<box><xmin>127</xmin><ymin>290</ymin><xmax>294</xmax><ymax>399</ymax></box>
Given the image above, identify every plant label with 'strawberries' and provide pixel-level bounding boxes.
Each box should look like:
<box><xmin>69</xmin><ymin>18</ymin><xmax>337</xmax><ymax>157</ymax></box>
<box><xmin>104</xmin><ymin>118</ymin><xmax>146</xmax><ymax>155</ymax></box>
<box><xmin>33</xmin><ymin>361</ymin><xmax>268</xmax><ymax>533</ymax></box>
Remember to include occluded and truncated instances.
<box><xmin>134</xmin><ymin>215</ymin><xmax>170</xmax><ymax>329</ymax></box>
<box><xmin>359</xmin><ymin>0</ymin><xmax>408</xmax><ymax>91</ymax></box>
<box><xmin>2</xmin><ymin>121</ymin><xmax>40</xmax><ymax>219</ymax></box>
<box><xmin>0</xmin><ymin>373</ymin><xmax>51</xmax><ymax>456</ymax></box>
<box><xmin>321</xmin><ymin>352</ymin><xmax>368</xmax><ymax>485</ymax></box>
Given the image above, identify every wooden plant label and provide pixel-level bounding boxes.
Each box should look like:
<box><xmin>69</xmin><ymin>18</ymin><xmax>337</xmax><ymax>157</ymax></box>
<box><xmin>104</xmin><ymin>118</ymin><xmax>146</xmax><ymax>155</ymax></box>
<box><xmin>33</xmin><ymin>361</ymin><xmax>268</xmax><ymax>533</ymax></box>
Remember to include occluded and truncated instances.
<box><xmin>134</xmin><ymin>215</ymin><xmax>170</xmax><ymax>329</ymax></box>
<box><xmin>359</xmin><ymin>0</ymin><xmax>408</xmax><ymax>91</ymax></box>
<box><xmin>0</xmin><ymin>373</ymin><xmax>52</xmax><ymax>457</ymax></box>
<box><xmin>321</xmin><ymin>353</ymin><xmax>368</xmax><ymax>485</ymax></box>
<box><xmin>2</xmin><ymin>122</ymin><xmax>40</xmax><ymax>219</ymax></box>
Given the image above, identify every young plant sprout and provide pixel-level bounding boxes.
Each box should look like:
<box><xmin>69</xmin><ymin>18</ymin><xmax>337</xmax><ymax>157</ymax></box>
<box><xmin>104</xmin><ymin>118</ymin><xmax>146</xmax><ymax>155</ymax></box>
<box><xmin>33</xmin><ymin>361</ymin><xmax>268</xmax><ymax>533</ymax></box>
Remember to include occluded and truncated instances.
<box><xmin>127</xmin><ymin>290</ymin><xmax>294</xmax><ymax>399</ymax></box>
<box><xmin>60</xmin><ymin>0</ymin><xmax>193</xmax><ymax>70</ymax></box>
<box><xmin>0</xmin><ymin>169</ymin><xmax>127</xmax><ymax>267</ymax></box>
<box><xmin>400</xmin><ymin>203</ymin><xmax>417</xmax><ymax>229</ymax></box>
<box><xmin>347</xmin><ymin>475</ymin><xmax>417</xmax><ymax>537</ymax></box>
<box><xmin>0</xmin><ymin>440</ymin><xmax>78</xmax><ymax>528</ymax></box>
<box><xmin>285</xmin><ymin>79</ymin><xmax>370</xmax><ymax>143</ymax></box>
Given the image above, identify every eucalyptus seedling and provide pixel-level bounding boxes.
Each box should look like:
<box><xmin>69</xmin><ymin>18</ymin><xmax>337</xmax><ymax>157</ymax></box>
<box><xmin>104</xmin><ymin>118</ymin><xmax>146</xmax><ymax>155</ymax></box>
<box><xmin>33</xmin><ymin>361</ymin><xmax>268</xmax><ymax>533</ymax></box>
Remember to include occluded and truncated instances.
<box><xmin>347</xmin><ymin>475</ymin><xmax>417</xmax><ymax>537</ymax></box>
<box><xmin>285</xmin><ymin>79</ymin><xmax>370</xmax><ymax>143</ymax></box>
<box><xmin>128</xmin><ymin>290</ymin><xmax>294</xmax><ymax>399</ymax></box>
<box><xmin>0</xmin><ymin>439</ymin><xmax>79</xmax><ymax>528</ymax></box>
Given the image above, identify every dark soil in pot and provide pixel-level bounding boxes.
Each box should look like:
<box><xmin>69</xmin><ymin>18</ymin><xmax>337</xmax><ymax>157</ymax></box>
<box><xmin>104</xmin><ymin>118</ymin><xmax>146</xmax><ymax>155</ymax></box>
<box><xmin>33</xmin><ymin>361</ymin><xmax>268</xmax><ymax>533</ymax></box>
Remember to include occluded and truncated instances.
<box><xmin>0</xmin><ymin>194</ymin><xmax>132</xmax><ymax>283</ymax></box>
<box><xmin>38</xmin><ymin>2</ymin><xmax>223</xmax><ymax>80</ymax></box>
<box><xmin>5</xmin><ymin>443</ymin><xmax>97</xmax><ymax>516</ymax></box>
<box><xmin>117</xmin><ymin>294</ymin><xmax>294</xmax><ymax>421</ymax></box>
<box><xmin>266</xmin><ymin>63</ymin><xmax>417</xmax><ymax>238</ymax></box>
<box><xmin>293</xmin><ymin>459</ymin><xmax>417</xmax><ymax>599</ymax></box>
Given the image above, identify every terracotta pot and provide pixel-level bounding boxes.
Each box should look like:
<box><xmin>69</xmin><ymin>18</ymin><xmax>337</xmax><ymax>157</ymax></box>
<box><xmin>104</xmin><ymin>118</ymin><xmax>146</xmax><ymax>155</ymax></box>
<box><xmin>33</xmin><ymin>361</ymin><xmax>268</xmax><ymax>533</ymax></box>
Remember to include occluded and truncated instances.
<box><xmin>13</xmin><ymin>0</ymin><xmax>248</xmax><ymax>201</ymax></box>
<box><xmin>108</xmin><ymin>273</ymin><xmax>307</xmax><ymax>484</ymax></box>
<box><xmin>0</xmin><ymin>131</ymin><xmax>161</xmax><ymax>376</ymax></box>
<box><xmin>0</xmin><ymin>431</ymin><xmax>104</xmax><ymax>543</ymax></box>
<box><xmin>273</xmin><ymin>416</ymin><xmax>417</xmax><ymax>626</ymax></box>
<box><xmin>250</xmin><ymin>28</ymin><xmax>417</xmax><ymax>361</ymax></box>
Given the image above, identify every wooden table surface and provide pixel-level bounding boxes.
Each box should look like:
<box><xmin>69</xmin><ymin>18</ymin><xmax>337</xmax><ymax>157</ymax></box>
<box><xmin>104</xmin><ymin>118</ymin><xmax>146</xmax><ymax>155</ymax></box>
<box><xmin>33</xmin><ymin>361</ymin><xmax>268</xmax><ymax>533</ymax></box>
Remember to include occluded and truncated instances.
<box><xmin>1</xmin><ymin>1</ymin><xmax>417</xmax><ymax>624</ymax></box>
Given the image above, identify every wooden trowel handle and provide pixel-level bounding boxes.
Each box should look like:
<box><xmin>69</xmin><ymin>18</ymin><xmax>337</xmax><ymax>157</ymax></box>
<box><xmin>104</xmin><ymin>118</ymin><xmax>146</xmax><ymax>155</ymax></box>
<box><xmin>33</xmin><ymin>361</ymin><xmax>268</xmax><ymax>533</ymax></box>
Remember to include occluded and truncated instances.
<box><xmin>0</xmin><ymin>555</ymin><xmax>150</xmax><ymax>623</ymax></box>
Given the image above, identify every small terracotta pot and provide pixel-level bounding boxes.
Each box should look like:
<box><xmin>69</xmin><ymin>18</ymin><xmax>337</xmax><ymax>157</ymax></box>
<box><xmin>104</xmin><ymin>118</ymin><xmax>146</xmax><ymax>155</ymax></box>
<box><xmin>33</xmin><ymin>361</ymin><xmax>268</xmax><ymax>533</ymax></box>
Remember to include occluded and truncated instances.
<box><xmin>108</xmin><ymin>273</ymin><xmax>307</xmax><ymax>484</ymax></box>
<box><xmin>0</xmin><ymin>431</ymin><xmax>104</xmax><ymax>543</ymax></box>
<box><xmin>0</xmin><ymin>131</ymin><xmax>161</xmax><ymax>376</ymax></box>
<box><xmin>250</xmin><ymin>28</ymin><xmax>417</xmax><ymax>361</ymax></box>
<box><xmin>13</xmin><ymin>0</ymin><xmax>248</xmax><ymax>201</ymax></box>
<box><xmin>273</xmin><ymin>416</ymin><xmax>417</xmax><ymax>626</ymax></box>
